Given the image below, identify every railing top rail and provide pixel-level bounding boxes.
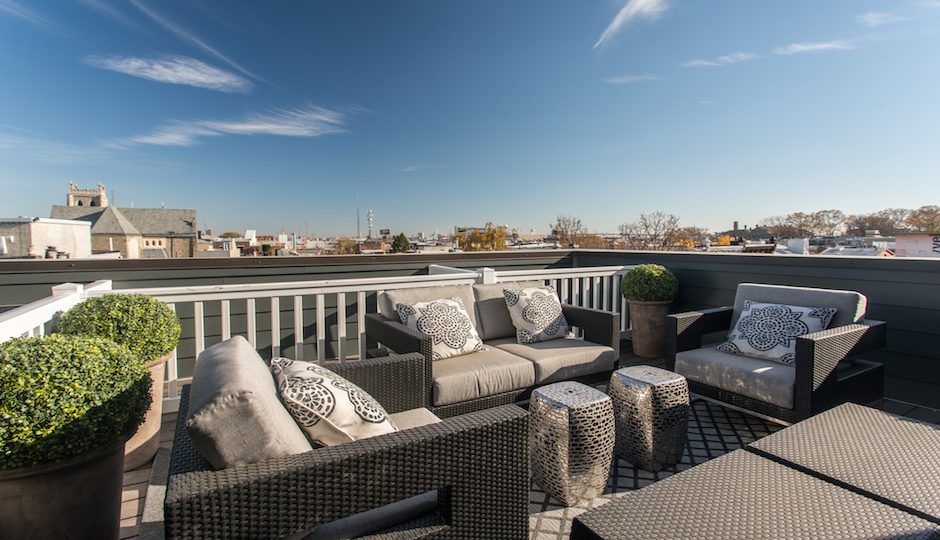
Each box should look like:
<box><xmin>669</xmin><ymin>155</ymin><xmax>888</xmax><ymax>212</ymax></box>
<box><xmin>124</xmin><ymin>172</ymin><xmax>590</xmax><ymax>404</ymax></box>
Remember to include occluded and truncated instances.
<box><xmin>91</xmin><ymin>272</ymin><xmax>482</xmax><ymax>303</ymax></box>
<box><xmin>495</xmin><ymin>265</ymin><xmax>636</xmax><ymax>280</ymax></box>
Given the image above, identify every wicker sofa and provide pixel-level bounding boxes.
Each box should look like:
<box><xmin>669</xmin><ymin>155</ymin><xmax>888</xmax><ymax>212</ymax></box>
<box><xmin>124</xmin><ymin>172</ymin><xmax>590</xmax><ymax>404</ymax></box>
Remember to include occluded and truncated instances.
<box><xmin>164</xmin><ymin>340</ymin><xmax>529</xmax><ymax>540</ymax></box>
<box><xmin>365</xmin><ymin>281</ymin><xmax>621</xmax><ymax>418</ymax></box>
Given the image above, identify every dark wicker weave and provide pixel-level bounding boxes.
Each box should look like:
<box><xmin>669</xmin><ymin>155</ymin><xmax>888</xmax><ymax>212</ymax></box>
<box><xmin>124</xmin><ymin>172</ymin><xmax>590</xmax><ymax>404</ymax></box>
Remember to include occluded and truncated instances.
<box><xmin>666</xmin><ymin>305</ymin><xmax>886</xmax><ymax>423</ymax></box>
<box><xmin>365</xmin><ymin>304</ymin><xmax>620</xmax><ymax>418</ymax></box>
<box><xmin>164</xmin><ymin>353</ymin><xmax>529</xmax><ymax>540</ymax></box>
<box><xmin>749</xmin><ymin>402</ymin><xmax>940</xmax><ymax>524</ymax></box>
<box><xmin>571</xmin><ymin>449</ymin><xmax>940</xmax><ymax>540</ymax></box>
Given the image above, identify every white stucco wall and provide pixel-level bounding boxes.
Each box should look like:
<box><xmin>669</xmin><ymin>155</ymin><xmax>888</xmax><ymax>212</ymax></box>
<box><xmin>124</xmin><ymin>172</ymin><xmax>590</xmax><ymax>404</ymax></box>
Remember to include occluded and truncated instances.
<box><xmin>0</xmin><ymin>218</ymin><xmax>91</xmax><ymax>258</ymax></box>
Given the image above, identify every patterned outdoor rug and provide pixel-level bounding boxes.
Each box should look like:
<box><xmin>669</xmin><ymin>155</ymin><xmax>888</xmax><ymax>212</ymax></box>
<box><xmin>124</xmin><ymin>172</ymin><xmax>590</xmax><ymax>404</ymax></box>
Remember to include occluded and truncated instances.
<box><xmin>528</xmin><ymin>398</ymin><xmax>783</xmax><ymax>539</ymax></box>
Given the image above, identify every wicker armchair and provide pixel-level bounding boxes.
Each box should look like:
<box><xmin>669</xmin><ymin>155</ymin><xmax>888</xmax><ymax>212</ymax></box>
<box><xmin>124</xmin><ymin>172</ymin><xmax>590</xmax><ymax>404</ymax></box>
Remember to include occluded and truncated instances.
<box><xmin>164</xmin><ymin>353</ymin><xmax>529</xmax><ymax>540</ymax></box>
<box><xmin>666</xmin><ymin>283</ymin><xmax>886</xmax><ymax>424</ymax></box>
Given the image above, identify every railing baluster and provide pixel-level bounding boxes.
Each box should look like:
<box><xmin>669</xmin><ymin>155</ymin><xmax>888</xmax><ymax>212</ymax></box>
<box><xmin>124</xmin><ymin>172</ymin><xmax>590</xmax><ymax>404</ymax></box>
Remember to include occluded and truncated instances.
<box><xmin>357</xmin><ymin>291</ymin><xmax>367</xmax><ymax>361</ymax></box>
<box><xmin>194</xmin><ymin>302</ymin><xmax>205</xmax><ymax>357</ymax></box>
<box><xmin>221</xmin><ymin>300</ymin><xmax>231</xmax><ymax>341</ymax></box>
<box><xmin>166</xmin><ymin>303</ymin><xmax>179</xmax><ymax>409</ymax></box>
<box><xmin>293</xmin><ymin>296</ymin><xmax>303</xmax><ymax>362</ymax></box>
<box><xmin>246</xmin><ymin>298</ymin><xmax>256</xmax><ymax>348</ymax></box>
<box><xmin>270</xmin><ymin>297</ymin><xmax>280</xmax><ymax>358</ymax></box>
<box><xmin>316</xmin><ymin>294</ymin><xmax>326</xmax><ymax>364</ymax></box>
<box><xmin>337</xmin><ymin>292</ymin><xmax>347</xmax><ymax>362</ymax></box>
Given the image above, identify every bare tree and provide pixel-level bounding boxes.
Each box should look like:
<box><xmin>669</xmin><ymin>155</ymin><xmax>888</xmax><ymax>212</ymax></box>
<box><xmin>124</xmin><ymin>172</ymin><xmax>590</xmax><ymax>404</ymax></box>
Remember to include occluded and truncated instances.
<box><xmin>845</xmin><ymin>209</ymin><xmax>909</xmax><ymax>236</ymax></box>
<box><xmin>906</xmin><ymin>205</ymin><xmax>940</xmax><ymax>234</ymax></box>
<box><xmin>551</xmin><ymin>214</ymin><xmax>587</xmax><ymax>248</ymax></box>
<box><xmin>621</xmin><ymin>212</ymin><xmax>682</xmax><ymax>250</ymax></box>
<box><xmin>811</xmin><ymin>210</ymin><xmax>847</xmax><ymax>237</ymax></box>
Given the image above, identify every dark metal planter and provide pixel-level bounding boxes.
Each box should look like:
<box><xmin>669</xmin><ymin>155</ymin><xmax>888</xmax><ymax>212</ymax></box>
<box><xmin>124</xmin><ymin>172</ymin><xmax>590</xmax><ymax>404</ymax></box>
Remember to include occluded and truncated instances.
<box><xmin>0</xmin><ymin>435</ymin><xmax>128</xmax><ymax>540</ymax></box>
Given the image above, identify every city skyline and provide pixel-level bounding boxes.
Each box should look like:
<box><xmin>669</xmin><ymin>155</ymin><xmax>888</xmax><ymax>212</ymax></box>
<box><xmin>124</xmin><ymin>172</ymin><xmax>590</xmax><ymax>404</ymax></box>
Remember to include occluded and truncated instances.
<box><xmin>1</xmin><ymin>1</ymin><xmax>938</xmax><ymax>237</ymax></box>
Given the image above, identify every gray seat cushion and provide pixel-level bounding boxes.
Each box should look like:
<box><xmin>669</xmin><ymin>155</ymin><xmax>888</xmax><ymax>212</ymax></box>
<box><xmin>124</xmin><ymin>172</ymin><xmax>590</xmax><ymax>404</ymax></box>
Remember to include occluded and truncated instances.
<box><xmin>471</xmin><ymin>281</ymin><xmax>541</xmax><ymax>341</ymax></box>
<box><xmin>489</xmin><ymin>337</ymin><xmax>616</xmax><ymax>385</ymax></box>
<box><xmin>378</xmin><ymin>284</ymin><xmax>477</xmax><ymax>324</ymax></box>
<box><xmin>185</xmin><ymin>336</ymin><xmax>313</xmax><ymax>469</ymax></box>
<box><xmin>431</xmin><ymin>346</ymin><xmax>536</xmax><ymax>406</ymax></box>
<box><xmin>675</xmin><ymin>343</ymin><xmax>795</xmax><ymax>409</ymax></box>
<box><xmin>732</xmin><ymin>283</ymin><xmax>866</xmax><ymax>331</ymax></box>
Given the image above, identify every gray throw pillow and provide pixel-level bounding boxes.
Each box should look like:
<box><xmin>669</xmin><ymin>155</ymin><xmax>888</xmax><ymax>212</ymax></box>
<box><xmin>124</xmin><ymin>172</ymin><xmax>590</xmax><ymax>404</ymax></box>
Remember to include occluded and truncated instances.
<box><xmin>185</xmin><ymin>336</ymin><xmax>313</xmax><ymax>469</ymax></box>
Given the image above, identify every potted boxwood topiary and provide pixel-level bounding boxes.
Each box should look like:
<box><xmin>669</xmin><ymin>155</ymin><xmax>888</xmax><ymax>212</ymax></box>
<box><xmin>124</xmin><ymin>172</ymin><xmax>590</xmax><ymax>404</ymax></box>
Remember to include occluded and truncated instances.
<box><xmin>0</xmin><ymin>334</ymin><xmax>151</xmax><ymax>539</ymax></box>
<box><xmin>56</xmin><ymin>293</ymin><xmax>181</xmax><ymax>470</ymax></box>
<box><xmin>620</xmin><ymin>264</ymin><xmax>679</xmax><ymax>358</ymax></box>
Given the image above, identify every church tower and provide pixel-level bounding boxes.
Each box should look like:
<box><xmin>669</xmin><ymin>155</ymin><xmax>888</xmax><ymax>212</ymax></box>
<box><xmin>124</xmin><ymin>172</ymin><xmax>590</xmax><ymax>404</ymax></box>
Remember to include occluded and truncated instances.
<box><xmin>67</xmin><ymin>182</ymin><xmax>109</xmax><ymax>207</ymax></box>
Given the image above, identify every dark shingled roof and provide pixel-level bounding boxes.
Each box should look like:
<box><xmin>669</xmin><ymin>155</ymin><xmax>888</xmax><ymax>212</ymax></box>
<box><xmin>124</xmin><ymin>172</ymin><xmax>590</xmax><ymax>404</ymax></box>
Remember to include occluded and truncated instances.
<box><xmin>51</xmin><ymin>205</ymin><xmax>196</xmax><ymax>238</ymax></box>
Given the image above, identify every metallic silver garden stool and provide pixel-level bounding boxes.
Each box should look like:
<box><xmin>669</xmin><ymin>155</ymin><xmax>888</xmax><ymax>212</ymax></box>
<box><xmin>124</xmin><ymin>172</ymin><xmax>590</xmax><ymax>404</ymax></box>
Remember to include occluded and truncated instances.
<box><xmin>530</xmin><ymin>381</ymin><xmax>615</xmax><ymax>506</ymax></box>
<box><xmin>610</xmin><ymin>365</ymin><xmax>689</xmax><ymax>472</ymax></box>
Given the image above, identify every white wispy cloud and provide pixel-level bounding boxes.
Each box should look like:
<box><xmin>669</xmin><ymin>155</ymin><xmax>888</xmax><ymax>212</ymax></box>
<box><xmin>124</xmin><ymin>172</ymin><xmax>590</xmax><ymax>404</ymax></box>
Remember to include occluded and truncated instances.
<box><xmin>0</xmin><ymin>0</ymin><xmax>62</xmax><ymax>33</ymax></box>
<box><xmin>594</xmin><ymin>0</ymin><xmax>669</xmax><ymax>50</ymax></box>
<box><xmin>682</xmin><ymin>52</ymin><xmax>759</xmax><ymax>67</ymax></box>
<box><xmin>774</xmin><ymin>40</ymin><xmax>854</xmax><ymax>55</ymax></box>
<box><xmin>604</xmin><ymin>74</ymin><xmax>660</xmax><ymax>84</ymax></box>
<box><xmin>856</xmin><ymin>11</ymin><xmax>907</xmax><ymax>26</ymax></box>
<box><xmin>77</xmin><ymin>0</ymin><xmax>149</xmax><ymax>33</ymax></box>
<box><xmin>396</xmin><ymin>165</ymin><xmax>429</xmax><ymax>173</ymax></box>
<box><xmin>682</xmin><ymin>59</ymin><xmax>721</xmax><ymax>67</ymax></box>
<box><xmin>129</xmin><ymin>0</ymin><xmax>260</xmax><ymax>81</ymax></box>
<box><xmin>108</xmin><ymin>106</ymin><xmax>356</xmax><ymax>148</ymax></box>
<box><xmin>83</xmin><ymin>54</ymin><xmax>252</xmax><ymax>93</ymax></box>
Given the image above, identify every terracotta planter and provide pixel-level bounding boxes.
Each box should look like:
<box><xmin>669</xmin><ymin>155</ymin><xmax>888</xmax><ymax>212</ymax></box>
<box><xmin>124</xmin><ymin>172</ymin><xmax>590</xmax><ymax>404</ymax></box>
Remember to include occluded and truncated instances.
<box><xmin>628</xmin><ymin>300</ymin><xmax>672</xmax><ymax>358</ymax></box>
<box><xmin>124</xmin><ymin>353</ymin><xmax>170</xmax><ymax>471</ymax></box>
<box><xmin>0</xmin><ymin>434</ymin><xmax>130</xmax><ymax>540</ymax></box>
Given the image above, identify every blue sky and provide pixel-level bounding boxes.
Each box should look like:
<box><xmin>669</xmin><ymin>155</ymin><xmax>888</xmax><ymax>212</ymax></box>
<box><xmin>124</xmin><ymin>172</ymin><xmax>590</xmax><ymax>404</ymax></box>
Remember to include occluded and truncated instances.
<box><xmin>1</xmin><ymin>1</ymin><xmax>938</xmax><ymax>238</ymax></box>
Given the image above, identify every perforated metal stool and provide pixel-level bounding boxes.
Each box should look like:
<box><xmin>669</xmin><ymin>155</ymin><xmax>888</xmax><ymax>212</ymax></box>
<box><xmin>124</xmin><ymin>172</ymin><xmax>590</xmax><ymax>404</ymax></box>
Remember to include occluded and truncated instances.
<box><xmin>610</xmin><ymin>365</ymin><xmax>689</xmax><ymax>472</ymax></box>
<box><xmin>529</xmin><ymin>381</ymin><xmax>615</xmax><ymax>506</ymax></box>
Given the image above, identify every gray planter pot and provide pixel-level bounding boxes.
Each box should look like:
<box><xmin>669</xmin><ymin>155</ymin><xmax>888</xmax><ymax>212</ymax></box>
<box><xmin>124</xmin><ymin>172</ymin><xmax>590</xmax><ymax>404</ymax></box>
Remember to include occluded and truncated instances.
<box><xmin>628</xmin><ymin>300</ymin><xmax>672</xmax><ymax>358</ymax></box>
<box><xmin>0</xmin><ymin>434</ymin><xmax>129</xmax><ymax>540</ymax></box>
<box><xmin>124</xmin><ymin>353</ymin><xmax>169</xmax><ymax>471</ymax></box>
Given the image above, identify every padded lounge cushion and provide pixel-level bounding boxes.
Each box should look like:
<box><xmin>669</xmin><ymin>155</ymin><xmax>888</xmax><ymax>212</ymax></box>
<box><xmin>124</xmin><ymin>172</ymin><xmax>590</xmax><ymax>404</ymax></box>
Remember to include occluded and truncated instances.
<box><xmin>732</xmin><ymin>283</ymin><xmax>865</xmax><ymax>331</ymax></box>
<box><xmin>471</xmin><ymin>281</ymin><xmax>541</xmax><ymax>341</ymax></box>
<box><xmin>185</xmin><ymin>336</ymin><xmax>313</xmax><ymax>469</ymax></box>
<box><xmin>431</xmin><ymin>346</ymin><xmax>536</xmax><ymax>406</ymax></box>
<box><xmin>379</xmin><ymin>284</ymin><xmax>476</xmax><ymax>323</ymax></box>
<box><xmin>490</xmin><ymin>337</ymin><xmax>616</xmax><ymax>385</ymax></box>
<box><xmin>675</xmin><ymin>343</ymin><xmax>795</xmax><ymax>409</ymax></box>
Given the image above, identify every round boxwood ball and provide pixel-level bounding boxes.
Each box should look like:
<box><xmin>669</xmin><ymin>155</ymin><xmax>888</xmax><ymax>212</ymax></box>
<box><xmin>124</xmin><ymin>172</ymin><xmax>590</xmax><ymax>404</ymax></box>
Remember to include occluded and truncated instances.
<box><xmin>0</xmin><ymin>334</ymin><xmax>151</xmax><ymax>470</ymax></box>
<box><xmin>56</xmin><ymin>294</ymin><xmax>181</xmax><ymax>362</ymax></box>
<box><xmin>620</xmin><ymin>264</ymin><xmax>678</xmax><ymax>302</ymax></box>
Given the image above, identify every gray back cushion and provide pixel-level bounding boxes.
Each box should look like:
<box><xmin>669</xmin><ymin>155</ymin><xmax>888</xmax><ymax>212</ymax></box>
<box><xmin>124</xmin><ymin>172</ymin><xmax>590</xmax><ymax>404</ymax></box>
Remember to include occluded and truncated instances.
<box><xmin>732</xmin><ymin>283</ymin><xmax>867</xmax><ymax>332</ymax></box>
<box><xmin>472</xmin><ymin>281</ymin><xmax>542</xmax><ymax>341</ymax></box>
<box><xmin>378</xmin><ymin>284</ymin><xmax>477</xmax><ymax>323</ymax></box>
<box><xmin>185</xmin><ymin>335</ymin><xmax>313</xmax><ymax>469</ymax></box>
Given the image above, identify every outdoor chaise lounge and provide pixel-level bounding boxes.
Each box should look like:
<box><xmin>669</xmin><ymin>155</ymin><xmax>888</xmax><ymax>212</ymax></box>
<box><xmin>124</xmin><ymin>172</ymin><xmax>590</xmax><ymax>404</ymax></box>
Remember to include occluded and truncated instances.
<box><xmin>365</xmin><ymin>281</ymin><xmax>620</xmax><ymax>418</ymax></box>
<box><xmin>666</xmin><ymin>283</ymin><xmax>886</xmax><ymax>423</ymax></box>
<box><xmin>163</xmin><ymin>337</ymin><xmax>529</xmax><ymax>539</ymax></box>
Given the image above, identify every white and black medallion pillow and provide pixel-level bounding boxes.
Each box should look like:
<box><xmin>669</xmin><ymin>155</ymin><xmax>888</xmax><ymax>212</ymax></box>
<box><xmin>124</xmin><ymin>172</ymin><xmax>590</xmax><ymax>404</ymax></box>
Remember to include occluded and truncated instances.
<box><xmin>717</xmin><ymin>301</ymin><xmax>837</xmax><ymax>364</ymax></box>
<box><xmin>503</xmin><ymin>286</ymin><xmax>570</xmax><ymax>344</ymax></box>
<box><xmin>395</xmin><ymin>297</ymin><xmax>486</xmax><ymax>361</ymax></box>
<box><xmin>270</xmin><ymin>357</ymin><xmax>398</xmax><ymax>447</ymax></box>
